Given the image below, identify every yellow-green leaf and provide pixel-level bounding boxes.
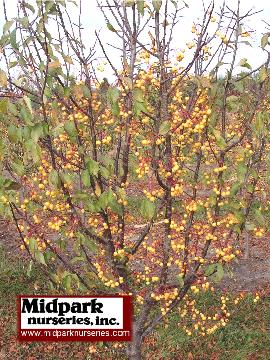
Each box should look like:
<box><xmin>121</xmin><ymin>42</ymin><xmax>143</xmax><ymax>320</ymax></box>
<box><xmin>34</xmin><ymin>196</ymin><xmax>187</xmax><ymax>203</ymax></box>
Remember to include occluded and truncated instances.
<box><xmin>259</xmin><ymin>67</ymin><xmax>268</xmax><ymax>83</ymax></box>
<box><xmin>48</xmin><ymin>60</ymin><xmax>61</xmax><ymax>69</ymax></box>
<box><xmin>159</xmin><ymin>121</ymin><xmax>171</xmax><ymax>135</ymax></box>
<box><xmin>63</xmin><ymin>55</ymin><xmax>73</xmax><ymax>64</ymax></box>
<box><xmin>0</xmin><ymin>69</ymin><xmax>7</xmax><ymax>87</ymax></box>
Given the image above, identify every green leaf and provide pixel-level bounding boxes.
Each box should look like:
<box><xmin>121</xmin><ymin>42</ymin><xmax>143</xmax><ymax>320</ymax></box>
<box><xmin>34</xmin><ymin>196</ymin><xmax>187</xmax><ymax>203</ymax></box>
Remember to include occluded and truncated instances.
<box><xmin>98</xmin><ymin>191</ymin><xmax>108</xmax><ymax>209</ymax></box>
<box><xmin>10</xmin><ymin>28</ymin><xmax>18</xmax><ymax>49</ymax></box>
<box><xmin>170</xmin><ymin>0</ymin><xmax>177</xmax><ymax>6</ymax></box>
<box><xmin>45</xmin><ymin>1</ymin><xmax>57</xmax><ymax>13</ymax></box>
<box><xmin>24</xmin><ymin>2</ymin><xmax>35</xmax><ymax>13</ymax></box>
<box><xmin>234</xmin><ymin>81</ymin><xmax>244</xmax><ymax>93</ymax></box>
<box><xmin>250</xmin><ymin>168</ymin><xmax>259</xmax><ymax>180</ymax></box>
<box><xmin>0</xmin><ymin>139</ymin><xmax>5</xmax><ymax>157</ymax></box>
<box><xmin>253</xmin><ymin>112</ymin><xmax>268</xmax><ymax>137</ymax></box>
<box><xmin>25</xmin><ymin>139</ymin><xmax>41</xmax><ymax>163</ymax></box>
<box><xmin>8</xmin><ymin>101</ymin><xmax>18</xmax><ymax>116</ymax></box>
<box><xmin>152</xmin><ymin>0</ymin><xmax>162</xmax><ymax>12</ymax></box>
<box><xmin>86</xmin><ymin>158</ymin><xmax>99</xmax><ymax>176</ymax></box>
<box><xmin>2</xmin><ymin>178</ymin><xmax>21</xmax><ymax>190</ymax></box>
<box><xmin>245</xmin><ymin>222</ymin><xmax>255</xmax><ymax>231</ymax></box>
<box><xmin>226</xmin><ymin>94</ymin><xmax>239</xmax><ymax>106</ymax></box>
<box><xmin>140</xmin><ymin>198</ymin><xmax>156</xmax><ymax>219</ymax></box>
<box><xmin>72</xmin><ymin>192</ymin><xmax>90</xmax><ymax>202</ymax></box>
<box><xmin>63</xmin><ymin>274</ymin><xmax>72</xmax><ymax>290</ymax></box>
<box><xmin>84</xmin><ymin>238</ymin><xmax>98</xmax><ymax>252</ymax></box>
<box><xmin>230</xmin><ymin>182</ymin><xmax>241</xmax><ymax>196</ymax></box>
<box><xmin>23</xmin><ymin>95</ymin><xmax>33</xmax><ymax>114</ymax></box>
<box><xmin>11</xmin><ymin>159</ymin><xmax>25</xmax><ymax>176</ymax></box>
<box><xmin>82</xmin><ymin>169</ymin><xmax>91</xmax><ymax>187</ymax></box>
<box><xmin>31</xmin><ymin>123</ymin><xmax>44</xmax><ymax>143</ymax></box>
<box><xmin>226</xmin><ymin>98</ymin><xmax>238</xmax><ymax>113</ymax></box>
<box><xmin>246</xmin><ymin>184</ymin><xmax>254</xmax><ymax>193</ymax></box>
<box><xmin>100</xmin><ymin>166</ymin><xmax>110</xmax><ymax>179</ymax></box>
<box><xmin>70</xmin><ymin>256</ymin><xmax>85</xmax><ymax>264</ymax></box>
<box><xmin>107</xmin><ymin>86</ymin><xmax>119</xmax><ymax>102</ymax></box>
<box><xmin>60</xmin><ymin>171</ymin><xmax>72</xmax><ymax>185</ymax></box>
<box><xmin>212</xmin><ymin>129</ymin><xmax>226</xmax><ymax>150</ymax></box>
<box><xmin>0</xmin><ymin>98</ymin><xmax>8</xmax><ymax>113</ymax></box>
<box><xmin>107</xmin><ymin>22</ymin><xmax>117</xmax><ymax>32</ymax></box>
<box><xmin>26</xmin><ymin>260</ymin><xmax>33</xmax><ymax>277</ymax></box>
<box><xmin>29</xmin><ymin>237</ymin><xmax>38</xmax><ymax>252</ymax></box>
<box><xmin>205</xmin><ymin>264</ymin><xmax>215</xmax><ymax>276</ymax></box>
<box><xmin>233</xmin><ymin>209</ymin><xmax>244</xmax><ymax>224</ymax></box>
<box><xmin>177</xmin><ymin>274</ymin><xmax>184</xmax><ymax>287</ymax></box>
<box><xmin>137</xmin><ymin>0</ymin><xmax>145</xmax><ymax>15</ymax></box>
<box><xmin>64</xmin><ymin>121</ymin><xmax>77</xmax><ymax>137</ymax></box>
<box><xmin>19</xmin><ymin>16</ymin><xmax>29</xmax><ymax>28</ymax></box>
<box><xmin>236</xmin><ymin>163</ymin><xmax>247</xmax><ymax>183</ymax></box>
<box><xmin>57</xmin><ymin>0</ymin><xmax>68</xmax><ymax>7</ymax></box>
<box><xmin>254</xmin><ymin>209</ymin><xmax>265</xmax><ymax>226</ymax></box>
<box><xmin>107</xmin><ymin>87</ymin><xmax>120</xmax><ymax>116</ymax></box>
<box><xmin>22</xmin><ymin>126</ymin><xmax>31</xmax><ymax>141</ymax></box>
<box><xmin>20</xmin><ymin>106</ymin><xmax>33</xmax><ymax>125</ymax></box>
<box><xmin>49</xmin><ymin>169</ymin><xmax>61</xmax><ymax>188</ymax></box>
<box><xmin>3</xmin><ymin>20</ymin><xmax>14</xmax><ymax>33</ymax></box>
<box><xmin>8</xmin><ymin>125</ymin><xmax>21</xmax><ymax>143</ymax></box>
<box><xmin>85</xmin><ymin>199</ymin><xmax>99</xmax><ymax>213</ymax></box>
<box><xmin>133</xmin><ymin>88</ymin><xmax>147</xmax><ymax>116</ymax></box>
<box><xmin>238</xmin><ymin>58</ymin><xmax>251</xmax><ymax>70</ymax></box>
<box><xmin>98</xmin><ymin>188</ymin><xmax>114</xmax><ymax>210</ymax></box>
<box><xmin>240</xmin><ymin>40</ymin><xmax>252</xmax><ymax>47</ymax></box>
<box><xmin>159</xmin><ymin>121</ymin><xmax>171</xmax><ymax>135</ymax></box>
<box><xmin>124</xmin><ymin>0</ymin><xmax>135</xmax><ymax>5</ymax></box>
<box><xmin>205</xmin><ymin>263</ymin><xmax>224</xmax><ymax>283</ymax></box>
<box><xmin>214</xmin><ymin>263</ymin><xmax>224</xmax><ymax>283</ymax></box>
<box><xmin>110</xmin><ymin>200</ymin><xmax>123</xmax><ymax>216</ymax></box>
<box><xmin>35</xmin><ymin>251</ymin><xmax>46</xmax><ymax>265</ymax></box>
<box><xmin>261</xmin><ymin>33</ymin><xmax>269</xmax><ymax>48</ymax></box>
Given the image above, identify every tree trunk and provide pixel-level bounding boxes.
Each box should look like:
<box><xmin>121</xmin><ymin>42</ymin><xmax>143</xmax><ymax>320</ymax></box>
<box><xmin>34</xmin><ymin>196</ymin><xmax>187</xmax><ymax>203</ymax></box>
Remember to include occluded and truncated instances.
<box><xmin>127</xmin><ymin>300</ymin><xmax>152</xmax><ymax>359</ymax></box>
<box><xmin>127</xmin><ymin>328</ymin><xmax>143</xmax><ymax>360</ymax></box>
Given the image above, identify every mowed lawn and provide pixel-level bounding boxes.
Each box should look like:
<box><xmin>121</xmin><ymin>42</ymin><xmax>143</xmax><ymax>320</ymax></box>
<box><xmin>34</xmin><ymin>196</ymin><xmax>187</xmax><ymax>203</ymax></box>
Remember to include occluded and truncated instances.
<box><xmin>0</xmin><ymin>244</ymin><xmax>269</xmax><ymax>360</ymax></box>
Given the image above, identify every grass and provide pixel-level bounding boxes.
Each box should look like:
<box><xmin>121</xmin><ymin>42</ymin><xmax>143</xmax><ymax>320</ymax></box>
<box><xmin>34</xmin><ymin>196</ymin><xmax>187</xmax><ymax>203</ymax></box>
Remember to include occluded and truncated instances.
<box><xmin>0</xmin><ymin>244</ymin><xmax>269</xmax><ymax>360</ymax></box>
<box><xmin>0</xmin><ymin>246</ymin><xmax>40</xmax><ymax>298</ymax></box>
<box><xmin>153</xmin><ymin>294</ymin><xmax>270</xmax><ymax>360</ymax></box>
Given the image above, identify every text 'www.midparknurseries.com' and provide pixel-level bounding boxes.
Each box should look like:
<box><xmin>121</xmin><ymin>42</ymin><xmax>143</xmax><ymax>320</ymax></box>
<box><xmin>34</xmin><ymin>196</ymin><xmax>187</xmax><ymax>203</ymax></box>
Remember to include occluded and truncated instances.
<box><xmin>18</xmin><ymin>295</ymin><xmax>132</xmax><ymax>341</ymax></box>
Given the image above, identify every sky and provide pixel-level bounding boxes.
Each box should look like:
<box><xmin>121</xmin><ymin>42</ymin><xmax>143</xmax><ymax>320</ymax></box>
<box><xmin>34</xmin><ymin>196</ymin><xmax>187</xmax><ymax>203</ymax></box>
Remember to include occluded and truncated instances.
<box><xmin>0</xmin><ymin>0</ymin><xmax>270</xmax><ymax>78</ymax></box>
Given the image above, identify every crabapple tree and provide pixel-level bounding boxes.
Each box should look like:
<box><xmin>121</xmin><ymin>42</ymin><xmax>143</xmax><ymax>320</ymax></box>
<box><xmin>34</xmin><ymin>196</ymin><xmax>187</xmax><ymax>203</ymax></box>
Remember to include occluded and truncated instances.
<box><xmin>0</xmin><ymin>0</ymin><xmax>269</xmax><ymax>359</ymax></box>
